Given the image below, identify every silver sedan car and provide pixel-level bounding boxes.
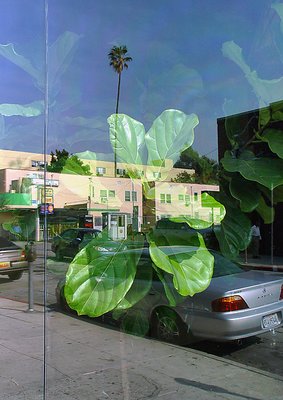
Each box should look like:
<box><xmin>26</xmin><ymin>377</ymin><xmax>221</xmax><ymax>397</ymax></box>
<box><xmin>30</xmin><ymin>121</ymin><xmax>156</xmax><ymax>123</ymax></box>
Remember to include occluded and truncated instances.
<box><xmin>56</xmin><ymin>246</ymin><xmax>283</xmax><ymax>345</ymax></box>
<box><xmin>145</xmin><ymin>248</ymin><xmax>283</xmax><ymax>345</ymax></box>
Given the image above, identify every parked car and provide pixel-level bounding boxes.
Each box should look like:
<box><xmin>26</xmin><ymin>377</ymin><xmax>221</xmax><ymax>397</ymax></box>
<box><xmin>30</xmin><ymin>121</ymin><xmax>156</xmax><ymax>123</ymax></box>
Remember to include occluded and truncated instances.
<box><xmin>51</xmin><ymin>228</ymin><xmax>101</xmax><ymax>260</ymax></box>
<box><xmin>56</xmin><ymin>245</ymin><xmax>283</xmax><ymax>345</ymax></box>
<box><xmin>0</xmin><ymin>237</ymin><xmax>28</xmax><ymax>280</ymax></box>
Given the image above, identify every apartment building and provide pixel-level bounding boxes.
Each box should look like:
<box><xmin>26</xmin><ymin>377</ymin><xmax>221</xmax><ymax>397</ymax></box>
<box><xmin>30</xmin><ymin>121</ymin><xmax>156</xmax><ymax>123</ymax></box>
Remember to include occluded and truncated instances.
<box><xmin>0</xmin><ymin>149</ymin><xmax>220</xmax><ymax>240</ymax></box>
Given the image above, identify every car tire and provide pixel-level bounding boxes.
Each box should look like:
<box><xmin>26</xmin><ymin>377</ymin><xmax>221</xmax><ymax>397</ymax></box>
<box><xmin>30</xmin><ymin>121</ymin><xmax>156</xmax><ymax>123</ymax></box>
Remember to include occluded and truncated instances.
<box><xmin>7</xmin><ymin>271</ymin><xmax>24</xmax><ymax>280</ymax></box>
<box><xmin>150</xmin><ymin>307</ymin><xmax>190</xmax><ymax>346</ymax></box>
<box><xmin>60</xmin><ymin>293</ymin><xmax>76</xmax><ymax>315</ymax></box>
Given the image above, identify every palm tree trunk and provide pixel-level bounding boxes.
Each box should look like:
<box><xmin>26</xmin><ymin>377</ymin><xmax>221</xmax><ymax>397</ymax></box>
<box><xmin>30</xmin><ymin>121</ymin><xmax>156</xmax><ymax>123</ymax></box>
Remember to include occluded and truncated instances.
<box><xmin>115</xmin><ymin>72</ymin><xmax>121</xmax><ymax>114</ymax></box>
<box><xmin>114</xmin><ymin>72</ymin><xmax>121</xmax><ymax>177</ymax></box>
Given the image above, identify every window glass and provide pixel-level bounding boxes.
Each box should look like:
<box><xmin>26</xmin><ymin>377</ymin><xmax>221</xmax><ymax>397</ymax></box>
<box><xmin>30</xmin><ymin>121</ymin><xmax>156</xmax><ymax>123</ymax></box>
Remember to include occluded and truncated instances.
<box><xmin>160</xmin><ymin>193</ymin><xmax>166</xmax><ymax>203</ymax></box>
<box><xmin>2</xmin><ymin>1</ymin><xmax>283</xmax><ymax>399</ymax></box>
<box><xmin>125</xmin><ymin>190</ymin><xmax>131</xmax><ymax>201</ymax></box>
<box><xmin>96</xmin><ymin>167</ymin><xmax>106</xmax><ymax>175</ymax></box>
<box><xmin>166</xmin><ymin>194</ymin><xmax>172</xmax><ymax>203</ymax></box>
<box><xmin>61</xmin><ymin>229</ymin><xmax>77</xmax><ymax>240</ymax></box>
<box><xmin>100</xmin><ymin>190</ymin><xmax>107</xmax><ymax>198</ymax></box>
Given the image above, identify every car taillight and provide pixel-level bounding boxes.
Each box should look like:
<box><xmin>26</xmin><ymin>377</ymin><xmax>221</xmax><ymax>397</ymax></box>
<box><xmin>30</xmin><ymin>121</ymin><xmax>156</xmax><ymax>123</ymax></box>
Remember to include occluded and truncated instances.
<box><xmin>21</xmin><ymin>250</ymin><xmax>26</xmax><ymax>260</ymax></box>
<box><xmin>280</xmin><ymin>285</ymin><xmax>283</xmax><ymax>301</ymax></box>
<box><xmin>211</xmin><ymin>296</ymin><xmax>249</xmax><ymax>312</ymax></box>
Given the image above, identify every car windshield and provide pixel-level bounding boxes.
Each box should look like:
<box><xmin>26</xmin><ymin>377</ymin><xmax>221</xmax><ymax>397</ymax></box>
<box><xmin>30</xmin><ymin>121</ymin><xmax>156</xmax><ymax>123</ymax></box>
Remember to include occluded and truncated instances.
<box><xmin>212</xmin><ymin>251</ymin><xmax>244</xmax><ymax>277</ymax></box>
<box><xmin>149</xmin><ymin>246</ymin><xmax>244</xmax><ymax>278</ymax></box>
<box><xmin>0</xmin><ymin>237</ymin><xmax>18</xmax><ymax>250</ymax></box>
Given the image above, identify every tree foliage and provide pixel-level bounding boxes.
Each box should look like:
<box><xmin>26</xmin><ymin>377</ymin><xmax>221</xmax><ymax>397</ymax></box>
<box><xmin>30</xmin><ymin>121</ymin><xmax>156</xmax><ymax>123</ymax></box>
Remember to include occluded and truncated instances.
<box><xmin>108</xmin><ymin>45</ymin><xmax>132</xmax><ymax>114</ymax></box>
<box><xmin>174</xmin><ymin>147</ymin><xmax>219</xmax><ymax>184</ymax></box>
<box><xmin>47</xmin><ymin>149</ymin><xmax>91</xmax><ymax>175</ymax></box>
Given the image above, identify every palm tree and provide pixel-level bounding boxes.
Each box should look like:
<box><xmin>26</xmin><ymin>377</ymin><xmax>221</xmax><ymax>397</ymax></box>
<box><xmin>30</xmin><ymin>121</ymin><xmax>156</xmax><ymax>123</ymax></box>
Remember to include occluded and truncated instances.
<box><xmin>108</xmin><ymin>45</ymin><xmax>132</xmax><ymax>114</ymax></box>
<box><xmin>108</xmin><ymin>45</ymin><xmax>132</xmax><ymax>176</ymax></box>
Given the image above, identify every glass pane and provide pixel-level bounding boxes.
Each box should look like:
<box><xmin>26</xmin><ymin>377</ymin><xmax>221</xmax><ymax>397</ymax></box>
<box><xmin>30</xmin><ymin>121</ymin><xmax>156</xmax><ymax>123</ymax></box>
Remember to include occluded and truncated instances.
<box><xmin>0</xmin><ymin>1</ymin><xmax>46</xmax><ymax>398</ymax></box>
<box><xmin>2</xmin><ymin>1</ymin><xmax>283</xmax><ymax>399</ymax></box>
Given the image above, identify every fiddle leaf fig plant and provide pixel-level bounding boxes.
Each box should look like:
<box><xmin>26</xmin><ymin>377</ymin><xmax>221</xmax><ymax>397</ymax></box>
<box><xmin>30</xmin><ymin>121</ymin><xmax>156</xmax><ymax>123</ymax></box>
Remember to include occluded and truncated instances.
<box><xmin>65</xmin><ymin>109</ymin><xmax>227</xmax><ymax>333</ymax></box>
<box><xmin>219</xmin><ymin>100</ymin><xmax>283</xmax><ymax>260</ymax></box>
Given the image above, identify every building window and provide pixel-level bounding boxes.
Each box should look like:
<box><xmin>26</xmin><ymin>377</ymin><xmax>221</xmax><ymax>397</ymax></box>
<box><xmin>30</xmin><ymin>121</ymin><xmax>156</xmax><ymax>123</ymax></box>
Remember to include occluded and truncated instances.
<box><xmin>100</xmin><ymin>189</ymin><xmax>107</xmax><ymax>203</ymax></box>
<box><xmin>124</xmin><ymin>190</ymin><xmax>137</xmax><ymax>201</ymax></box>
<box><xmin>99</xmin><ymin>189</ymin><xmax>115</xmax><ymax>203</ymax></box>
<box><xmin>116</xmin><ymin>168</ymin><xmax>126</xmax><ymax>176</ymax></box>
<box><xmin>185</xmin><ymin>194</ymin><xmax>190</xmax><ymax>206</ymax></box>
<box><xmin>178</xmin><ymin>194</ymin><xmax>184</xmax><ymax>201</ymax></box>
<box><xmin>194</xmin><ymin>192</ymin><xmax>198</xmax><ymax>201</ymax></box>
<box><xmin>96</xmin><ymin>167</ymin><xmax>106</xmax><ymax>175</ymax></box>
<box><xmin>160</xmin><ymin>193</ymin><xmax>171</xmax><ymax>204</ymax></box>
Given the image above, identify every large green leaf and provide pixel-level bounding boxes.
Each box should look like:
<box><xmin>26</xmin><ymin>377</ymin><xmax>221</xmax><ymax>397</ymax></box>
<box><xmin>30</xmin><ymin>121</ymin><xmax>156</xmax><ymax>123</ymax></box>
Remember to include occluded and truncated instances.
<box><xmin>119</xmin><ymin>309</ymin><xmax>150</xmax><ymax>337</ymax></box>
<box><xmin>221</xmin><ymin>150</ymin><xmax>283</xmax><ymax>189</ymax></box>
<box><xmin>146</xmin><ymin>223</ymin><xmax>202</xmax><ymax>247</ymax></box>
<box><xmin>169</xmin><ymin>192</ymin><xmax>226</xmax><ymax>229</ymax></box>
<box><xmin>259</xmin><ymin>184</ymin><xmax>283</xmax><ymax>205</ymax></box>
<box><xmin>149</xmin><ymin>235</ymin><xmax>214</xmax><ymax>296</ymax></box>
<box><xmin>145</xmin><ymin>109</ymin><xmax>198</xmax><ymax>166</ymax></box>
<box><xmin>270</xmin><ymin>100</ymin><xmax>283</xmax><ymax>121</ymax></box>
<box><xmin>258</xmin><ymin>107</ymin><xmax>270</xmax><ymax>129</ymax></box>
<box><xmin>224</xmin><ymin>113</ymin><xmax>252</xmax><ymax>147</ymax></box>
<box><xmin>152</xmin><ymin>265</ymin><xmax>184</xmax><ymax>307</ymax></box>
<box><xmin>64</xmin><ymin>245</ymin><xmax>139</xmax><ymax>317</ymax></box>
<box><xmin>256</xmin><ymin>196</ymin><xmax>274</xmax><ymax>224</ymax></box>
<box><xmin>229</xmin><ymin>175</ymin><xmax>260</xmax><ymax>212</ymax></box>
<box><xmin>214</xmin><ymin>205</ymin><xmax>251</xmax><ymax>260</ymax></box>
<box><xmin>108</xmin><ymin>113</ymin><xmax>146</xmax><ymax>165</ymax></box>
<box><xmin>113</xmin><ymin>260</ymin><xmax>152</xmax><ymax>312</ymax></box>
<box><xmin>262</xmin><ymin>129</ymin><xmax>283</xmax><ymax>159</ymax></box>
<box><xmin>273</xmin><ymin>185</ymin><xmax>283</xmax><ymax>204</ymax></box>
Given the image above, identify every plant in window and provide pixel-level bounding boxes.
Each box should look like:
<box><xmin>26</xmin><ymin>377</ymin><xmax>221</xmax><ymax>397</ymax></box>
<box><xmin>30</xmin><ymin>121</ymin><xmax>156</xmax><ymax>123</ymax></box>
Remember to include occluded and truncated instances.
<box><xmin>65</xmin><ymin>110</ymin><xmax>227</xmax><ymax>331</ymax></box>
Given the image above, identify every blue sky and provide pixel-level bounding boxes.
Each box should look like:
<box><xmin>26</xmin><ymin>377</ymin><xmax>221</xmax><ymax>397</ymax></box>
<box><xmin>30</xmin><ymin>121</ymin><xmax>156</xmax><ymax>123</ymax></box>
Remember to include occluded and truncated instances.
<box><xmin>0</xmin><ymin>0</ymin><xmax>282</xmax><ymax>161</ymax></box>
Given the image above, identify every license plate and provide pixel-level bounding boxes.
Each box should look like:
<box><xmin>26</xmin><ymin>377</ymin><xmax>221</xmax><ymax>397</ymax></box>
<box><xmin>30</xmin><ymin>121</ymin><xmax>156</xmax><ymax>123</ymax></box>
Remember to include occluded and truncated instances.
<box><xmin>0</xmin><ymin>262</ymin><xmax>10</xmax><ymax>269</ymax></box>
<box><xmin>262</xmin><ymin>313</ymin><xmax>280</xmax><ymax>329</ymax></box>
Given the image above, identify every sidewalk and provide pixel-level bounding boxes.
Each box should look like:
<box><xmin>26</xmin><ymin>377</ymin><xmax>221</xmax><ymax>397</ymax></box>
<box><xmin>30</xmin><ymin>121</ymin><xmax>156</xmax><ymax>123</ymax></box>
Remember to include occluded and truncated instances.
<box><xmin>0</xmin><ymin>298</ymin><xmax>282</xmax><ymax>400</ymax></box>
<box><xmin>239</xmin><ymin>253</ymin><xmax>283</xmax><ymax>272</ymax></box>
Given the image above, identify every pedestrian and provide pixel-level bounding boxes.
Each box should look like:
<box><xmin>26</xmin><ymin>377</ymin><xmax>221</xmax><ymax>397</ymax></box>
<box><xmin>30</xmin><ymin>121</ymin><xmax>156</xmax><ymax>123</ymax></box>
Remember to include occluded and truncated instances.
<box><xmin>251</xmin><ymin>221</ymin><xmax>261</xmax><ymax>258</ymax></box>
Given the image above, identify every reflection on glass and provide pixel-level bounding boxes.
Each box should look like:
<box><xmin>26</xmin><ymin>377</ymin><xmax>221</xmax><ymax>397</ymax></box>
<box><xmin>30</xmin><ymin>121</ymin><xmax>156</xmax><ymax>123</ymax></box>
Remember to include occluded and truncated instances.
<box><xmin>1</xmin><ymin>1</ymin><xmax>283</xmax><ymax>399</ymax></box>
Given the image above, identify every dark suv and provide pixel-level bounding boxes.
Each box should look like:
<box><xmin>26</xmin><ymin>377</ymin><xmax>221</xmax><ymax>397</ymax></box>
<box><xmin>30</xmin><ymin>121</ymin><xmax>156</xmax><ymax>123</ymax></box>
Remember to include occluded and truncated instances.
<box><xmin>51</xmin><ymin>228</ymin><xmax>101</xmax><ymax>260</ymax></box>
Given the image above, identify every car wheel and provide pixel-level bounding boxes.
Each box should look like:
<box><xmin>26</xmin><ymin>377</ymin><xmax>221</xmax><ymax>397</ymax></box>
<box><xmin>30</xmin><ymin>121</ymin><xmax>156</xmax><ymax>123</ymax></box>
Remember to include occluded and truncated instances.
<box><xmin>150</xmin><ymin>307</ymin><xmax>189</xmax><ymax>346</ymax></box>
<box><xmin>7</xmin><ymin>271</ymin><xmax>24</xmax><ymax>280</ymax></box>
<box><xmin>60</xmin><ymin>293</ymin><xmax>76</xmax><ymax>315</ymax></box>
<box><xmin>55</xmin><ymin>249</ymin><xmax>64</xmax><ymax>261</ymax></box>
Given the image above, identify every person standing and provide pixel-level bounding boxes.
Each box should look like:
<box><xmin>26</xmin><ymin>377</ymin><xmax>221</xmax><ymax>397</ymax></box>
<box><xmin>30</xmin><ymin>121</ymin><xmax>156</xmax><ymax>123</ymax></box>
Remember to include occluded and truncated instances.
<box><xmin>251</xmin><ymin>222</ymin><xmax>261</xmax><ymax>258</ymax></box>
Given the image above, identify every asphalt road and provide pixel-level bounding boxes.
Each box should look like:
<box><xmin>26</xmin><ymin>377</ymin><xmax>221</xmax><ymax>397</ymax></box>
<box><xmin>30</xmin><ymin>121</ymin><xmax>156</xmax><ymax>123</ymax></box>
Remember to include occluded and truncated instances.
<box><xmin>1</xmin><ymin>254</ymin><xmax>282</xmax><ymax>377</ymax></box>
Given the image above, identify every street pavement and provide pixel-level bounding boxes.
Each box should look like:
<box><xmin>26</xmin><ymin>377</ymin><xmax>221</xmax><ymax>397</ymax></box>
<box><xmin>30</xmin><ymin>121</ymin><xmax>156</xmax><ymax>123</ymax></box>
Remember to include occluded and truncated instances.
<box><xmin>0</xmin><ymin>297</ymin><xmax>283</xmax><ymax>400</ymax></box>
